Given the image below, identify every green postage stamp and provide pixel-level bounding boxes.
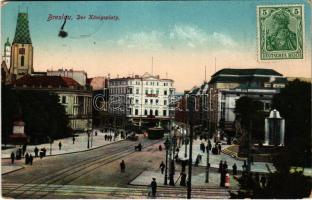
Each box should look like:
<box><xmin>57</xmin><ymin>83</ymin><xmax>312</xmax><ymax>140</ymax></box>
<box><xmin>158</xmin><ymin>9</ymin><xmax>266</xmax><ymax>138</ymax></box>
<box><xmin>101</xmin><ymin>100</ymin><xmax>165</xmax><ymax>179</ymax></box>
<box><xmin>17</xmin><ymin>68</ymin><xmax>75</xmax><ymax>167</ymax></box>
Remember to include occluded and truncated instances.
<box><xmin>257</xmin><ymin>5</ymin><xmax>304</xmax><ymax>60</ymax></box>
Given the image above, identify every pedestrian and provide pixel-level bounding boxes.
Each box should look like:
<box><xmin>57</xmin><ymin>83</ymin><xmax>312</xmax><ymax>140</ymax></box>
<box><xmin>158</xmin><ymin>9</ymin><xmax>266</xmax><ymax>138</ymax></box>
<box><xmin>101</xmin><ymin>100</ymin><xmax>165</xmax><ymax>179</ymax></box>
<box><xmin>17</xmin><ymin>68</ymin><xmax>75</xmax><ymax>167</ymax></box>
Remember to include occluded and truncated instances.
<box><xmin>18</xmin><ymin>148</ymin><xmax>22</xmax><ymax>159</ymax></box>
<box><xmin>22</xmin><ymin>144</ymin><xmax>27</xmax><ymax>156</ymax></box>
<box><xmin>59</xmin><ymin>141</ymin><xmax>62</xmax><ymax>150</ymax></box>
<box><xmin>260</xmin><ymin>175</ymin><xmax>266</xmax><ymax>188</ymax></box>
<box><xmin>10</xmin><ymin>152</ymin><xmax>15</xmax><ymax>164</ymax></box>
<box><xmin>218</xmin><ymin>143</ymin><xmax>222</xmax><ymax>154</ymax></box>
<box><xmin>29</xmin><ymin>154</ymin><xmax>33</xmax><ymax>165</ymax></box>
<box><xmin>218</xmin><ymin>160</ymin><xmax>223</xmax><ymax>173</ymax></box>
<box><xmin>200</xmin><ymin>142</ymin><xmax>205</xmax><ymax>153</ymax></box>
<box><xmin>104</xmin><ymin>135</ymin><xmax>107</xmax><ymax>141</ymax></box>
<box><xmin>180</xmin><ymin>172</ymin><xmax>187</xmax><ymax>186</ymax></box>
<box><xmin>159</xmin><ymin>161</ymin><xmax>165</xmax><ymax>174</ymax></box>
<box><xmin>42</xmin><ymin>147</ymin><xmax>47</xmax><ymax>157</ymax></box>
<box><xmin>72</xmin><ymin>136</ymin><xmax>76</xmax><ymax>144</ymax></box>
<box><xmin>34</xmin><ymin>147</ymin><xmax>39</xmax><ymax>157</ymax></box>
<box><xmin>223</xmin><ymin>161</ymin><xmax>228</xmax><ymax>172</ymax></box>
<box><xmin>120</xmin><ymin>160</ymin><xmax>126</xmax><ymax>172</ymax></box>
<box><xmin>25</xmin><ymin>153</ymin><xmax>29</xmax><ymax>164</ymax></box>
<box><xmin>95</xmin><ymin>131</ymin><xmax>98</xmax><ymax>136</ymax></box>
<box><xmin>159</xmin><ymin>145</ymin><xmax>162</xmax><ymax>151</ymax></box>
<box><xmin>232</xmin><ymin>163</ymin><xmax>237</xmax><ymax>175</ymax></box>
<box><xmin>208</xmin><ymin>140</ymin><xmax>212</xmax><ymax>151</ymax></box>
<box><xmin>181</xmin><ymin>160</ymin><xmax>186</xmax><ymax>172</ymax></box>
<box><xmin>151</xmin><ymin>178</ymin><xmax>157</xmax><ymax>197</ymax></box>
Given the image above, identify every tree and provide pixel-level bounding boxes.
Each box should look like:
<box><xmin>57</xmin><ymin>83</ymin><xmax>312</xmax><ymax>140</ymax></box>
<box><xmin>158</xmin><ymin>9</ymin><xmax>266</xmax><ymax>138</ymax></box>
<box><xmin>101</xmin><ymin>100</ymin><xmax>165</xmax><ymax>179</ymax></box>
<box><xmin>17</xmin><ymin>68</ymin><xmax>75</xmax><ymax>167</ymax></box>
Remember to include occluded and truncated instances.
<box><xmin>272</xmin><ymin>79</ymin><xmax>311</xmax><ymax>167</ymax></box>
<box><xmin>2</xmin><ymin>85</ymin><xmax>70</xmax><ymax>144</ymax></box>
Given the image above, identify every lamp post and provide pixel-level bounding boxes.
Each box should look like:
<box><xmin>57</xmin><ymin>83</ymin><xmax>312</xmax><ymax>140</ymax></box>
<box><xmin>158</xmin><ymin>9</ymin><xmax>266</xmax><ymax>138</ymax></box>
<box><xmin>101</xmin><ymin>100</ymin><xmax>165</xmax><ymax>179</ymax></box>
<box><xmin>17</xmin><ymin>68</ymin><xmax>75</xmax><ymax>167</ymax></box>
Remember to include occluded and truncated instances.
<box><xmin>205</xmin><ymin>144</ymin><xmax>210</xmax><ymax>183</ymax></box>
<box><xmin>164</xmin><ymin>138</ymin><xmax>170</xmax><ymax>185</ymax></box>
<box><xmin>187</xmin><ymin>94</ymin><xmax>195</xmax><ymax>199</ymax></box>
<box><xmin>169</xmin><ymin>134</ymin><xmax>177</xmax><ymax>186</ymax></box>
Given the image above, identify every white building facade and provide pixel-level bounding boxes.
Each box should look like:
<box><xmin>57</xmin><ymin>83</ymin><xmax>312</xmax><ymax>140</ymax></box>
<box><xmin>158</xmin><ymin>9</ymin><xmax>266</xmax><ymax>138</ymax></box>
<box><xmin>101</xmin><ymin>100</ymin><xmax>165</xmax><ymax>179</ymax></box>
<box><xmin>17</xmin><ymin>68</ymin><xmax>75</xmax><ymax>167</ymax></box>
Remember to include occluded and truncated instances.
<box><xmin>108</xmin><ymin>73</ymin><xmax>175</xmax><ymax>129</ymax></box>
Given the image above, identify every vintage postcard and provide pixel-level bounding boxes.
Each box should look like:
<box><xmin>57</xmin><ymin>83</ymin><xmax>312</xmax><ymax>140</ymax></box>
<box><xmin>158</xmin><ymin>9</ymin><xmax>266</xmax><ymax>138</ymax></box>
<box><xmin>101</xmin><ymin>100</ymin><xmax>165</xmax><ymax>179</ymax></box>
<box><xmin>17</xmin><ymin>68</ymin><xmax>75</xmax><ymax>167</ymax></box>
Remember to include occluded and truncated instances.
<box><xmin>1</xmin><ymin>0</ymin><xmax>311</xmax><ymax>199</ymax></box>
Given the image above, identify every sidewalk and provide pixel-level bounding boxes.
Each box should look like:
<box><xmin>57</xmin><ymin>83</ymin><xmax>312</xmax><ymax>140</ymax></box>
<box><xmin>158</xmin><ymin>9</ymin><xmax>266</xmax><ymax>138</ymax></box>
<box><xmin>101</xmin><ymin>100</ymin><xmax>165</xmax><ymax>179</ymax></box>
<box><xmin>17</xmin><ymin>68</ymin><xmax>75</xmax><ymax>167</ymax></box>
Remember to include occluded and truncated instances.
<box><xmin>2</xmin><ymin>129</ymin><xmax>123</xmax><ymax>174</ymax></box>
<box><xmin>130</xmin><ymin>169</ymin><xmax>239</xmax><ymax>189</ymax></box>
<box><xmin>177</xmin><ymin>138</ymin><xmax>276</xmax><ymax>173</ymax></box>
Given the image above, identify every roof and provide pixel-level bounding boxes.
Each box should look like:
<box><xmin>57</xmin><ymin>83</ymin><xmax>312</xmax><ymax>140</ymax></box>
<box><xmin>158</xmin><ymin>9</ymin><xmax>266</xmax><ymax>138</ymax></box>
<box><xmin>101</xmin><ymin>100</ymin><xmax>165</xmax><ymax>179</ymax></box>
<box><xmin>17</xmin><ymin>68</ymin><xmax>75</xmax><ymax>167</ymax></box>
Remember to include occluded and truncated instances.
<box><xmin>5</xmin><ymin>38</ymin><xmax>11</xmax><ymax>46</ymax></box>
<box><xmin>11</xmin><ymin>75</ymin><xmax>81</xmax><ymax>88</ymax></box>
<box><xmin>212</xmin><ymin>68</ymin><xmax>282</xmax><ymax>77</ymax></box>
<box><xmin>13</xmin><ymin>13</ymin><xmax>32</xmax><ymax>44</ymax></box>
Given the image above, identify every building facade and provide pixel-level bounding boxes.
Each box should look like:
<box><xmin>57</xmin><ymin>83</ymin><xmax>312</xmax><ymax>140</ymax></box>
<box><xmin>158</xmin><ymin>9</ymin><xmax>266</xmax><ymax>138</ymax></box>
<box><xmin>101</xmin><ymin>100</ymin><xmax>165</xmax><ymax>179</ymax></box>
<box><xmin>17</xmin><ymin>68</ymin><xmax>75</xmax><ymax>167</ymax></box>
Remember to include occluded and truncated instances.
<box><xmin>11</xmin><ymin>75</ymin><xmax>93</xmax><ymax>131</ymax></box>
<box><xmin>108</xmin><ymin>73</ymin><xmax>175</xmax><ymax>131</ymax></box>
<box><xmin>3</xmin><ymin>38</ymin><xmax>11</xmax><ymax>69</ymax></box>
<box><xmin>208</xmin><ymin>68</ymin><xmax>287</xmax><ymax>132</ymax></box>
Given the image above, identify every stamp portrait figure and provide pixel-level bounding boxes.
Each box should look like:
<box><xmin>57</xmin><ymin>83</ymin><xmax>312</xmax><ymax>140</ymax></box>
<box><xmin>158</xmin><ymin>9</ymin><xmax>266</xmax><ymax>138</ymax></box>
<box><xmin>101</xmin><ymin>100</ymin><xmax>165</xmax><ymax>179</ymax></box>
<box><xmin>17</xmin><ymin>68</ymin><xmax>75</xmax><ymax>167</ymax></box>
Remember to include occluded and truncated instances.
<box><xmin>266</xmin><ymin>10</ymin><xmax>297</xmax><ymax>51</ymax></box>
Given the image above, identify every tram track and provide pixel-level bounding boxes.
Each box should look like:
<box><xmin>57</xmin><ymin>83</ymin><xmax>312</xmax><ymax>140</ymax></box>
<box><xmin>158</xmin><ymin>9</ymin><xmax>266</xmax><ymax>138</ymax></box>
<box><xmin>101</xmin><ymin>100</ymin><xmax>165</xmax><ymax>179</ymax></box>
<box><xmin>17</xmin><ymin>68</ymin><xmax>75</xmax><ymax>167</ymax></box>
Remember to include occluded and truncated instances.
<box><xmin>3</xmin><ymin>139</ymin><xmax>162</xmax><ymax>199</ymax></box>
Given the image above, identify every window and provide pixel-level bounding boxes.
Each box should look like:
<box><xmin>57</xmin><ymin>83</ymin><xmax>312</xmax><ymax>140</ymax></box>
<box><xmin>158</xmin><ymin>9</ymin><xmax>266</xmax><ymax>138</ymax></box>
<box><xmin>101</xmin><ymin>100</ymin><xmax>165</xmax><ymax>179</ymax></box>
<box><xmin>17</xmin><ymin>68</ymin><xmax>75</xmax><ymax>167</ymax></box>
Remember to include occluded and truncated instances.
<box><xmin>151</xmin><ymin>89</ymin><xmax>154</xmax><ymax>94</ymax></box>
<box><xmin>163</xmin><ymin>110</ymin><xmax>167</xmax><ymax>116</ymax></box>
<box><xmin>164</xmin><ymin>100</ymin><xmax>167</xmax><ymax>105</ymax></box>
<box><xmin>156</xmin><ymin>89</ymin><xmax>159</xmax><ymax>94</ymax></box>
<box><xmin>155</xmin><ymin>110</ymin><xmax>158</xmax><ymax>116</ymax></box>
<box><xmin>150</xmin><ymin>99</ymin><xmax>153</xmax><ymax>104</ymax></box>
<box><xmin>62</xmin><ymin>96</ymin><xmax>66</xmax><ymax>104</ymax></box>
<box><xmin>135</xmin><ymin>99</ymin><xmax>139</xmax><ymax>104</ymax></box>
<box><xmin>128</xmin><ymin>88</ymin><xmax>133</xmax><ymax>94</ymax></box>
<box><xmin>145</xmin><ymin>99</ymin><xmax>148</xmax><ymax>104</ymax></box>
<box><xmin>150</xmin><ymin>110</ymin><xmax>153</xmax><ymax>116</ymax></box>
<box><xmin>136</xmin><ymin>88</ymin><xmax>139</xmax><ymax>94</ymax></box>
<box><xmin>145</xmin><ymin>89</ymin><xmax>148</xmax><ymax>94</ymax></box>
<box><xmin>21</xmin><ymin>56</ymin><xmax>24</xmax><ymax>66</ymax></box>
<box><xmin>135</xmin><ymin>109</ymin><xmax>139</xmax><ymax>115</ymax></box>
<box><xmin>156</xmin><ymin>99</ymin><xmax>159</xmax><ymax>105</ymax></box>
<box><xmin>164</xmin><ymin>90</ymin><xmax>167</xmax><ymax>95</ymax></box>
<box><xmin>144</xmin><ymin>110</ymin><xmax>148</xmax><ymax>115</ymax></box>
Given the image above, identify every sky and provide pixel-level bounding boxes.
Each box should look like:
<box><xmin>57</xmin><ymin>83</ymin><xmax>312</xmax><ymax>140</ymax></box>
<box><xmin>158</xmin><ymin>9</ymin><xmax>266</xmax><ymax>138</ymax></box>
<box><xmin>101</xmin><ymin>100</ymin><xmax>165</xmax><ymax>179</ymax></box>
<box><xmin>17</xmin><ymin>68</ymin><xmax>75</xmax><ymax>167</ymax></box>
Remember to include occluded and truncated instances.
<box><xmin>1</xmin><ymin>0</ymin><xmax>311</xmax><ymax>91</ymax></box>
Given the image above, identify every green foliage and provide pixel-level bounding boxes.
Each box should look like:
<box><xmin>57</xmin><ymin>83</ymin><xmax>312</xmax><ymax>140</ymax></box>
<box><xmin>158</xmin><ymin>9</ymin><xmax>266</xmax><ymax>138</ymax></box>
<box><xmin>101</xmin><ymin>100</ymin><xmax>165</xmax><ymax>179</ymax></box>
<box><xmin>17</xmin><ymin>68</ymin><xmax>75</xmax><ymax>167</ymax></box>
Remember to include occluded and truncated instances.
<box><xmin>1</xmin><ymin>85</ymin><xmax>70</xmax><ymax>143</ymax></box>
<box><xmin>273</xmin><ymin>79</ymin><xmax>311</xmax><ymax>167</ymax></box>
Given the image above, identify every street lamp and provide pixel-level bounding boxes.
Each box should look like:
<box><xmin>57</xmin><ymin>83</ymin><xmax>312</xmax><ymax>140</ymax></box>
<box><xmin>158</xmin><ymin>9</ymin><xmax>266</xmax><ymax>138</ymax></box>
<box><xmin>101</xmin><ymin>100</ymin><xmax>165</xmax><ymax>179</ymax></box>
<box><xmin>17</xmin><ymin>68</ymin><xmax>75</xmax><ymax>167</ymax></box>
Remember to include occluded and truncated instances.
<box><xmin>205</xmin><ymin>143</ymin><xmax>210</xmax><ymax>183</ymax></box>
<box><xmin>164</xmin><ymin>138</ymin><xmax>170</xmax><ymax>185</ymax></box>
<box><xmin>169</xmin><ymin>134</ymin><xmax>177</xmax><ymax>186</ymax></box>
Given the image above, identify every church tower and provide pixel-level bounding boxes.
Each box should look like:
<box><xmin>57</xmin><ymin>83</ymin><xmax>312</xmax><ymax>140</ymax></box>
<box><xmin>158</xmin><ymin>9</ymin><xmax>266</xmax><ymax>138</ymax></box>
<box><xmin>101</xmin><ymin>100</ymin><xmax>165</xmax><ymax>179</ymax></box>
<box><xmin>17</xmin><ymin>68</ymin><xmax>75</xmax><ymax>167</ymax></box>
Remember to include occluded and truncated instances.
<box><xmin>10</xmin><ymin>12</ymin><xmax>34</xmax><ymax>79</ymax></box>
<box><xmin>3</xmin><ymin>38</ymin><xmax>11</xmax><ymax>69</ymax></box>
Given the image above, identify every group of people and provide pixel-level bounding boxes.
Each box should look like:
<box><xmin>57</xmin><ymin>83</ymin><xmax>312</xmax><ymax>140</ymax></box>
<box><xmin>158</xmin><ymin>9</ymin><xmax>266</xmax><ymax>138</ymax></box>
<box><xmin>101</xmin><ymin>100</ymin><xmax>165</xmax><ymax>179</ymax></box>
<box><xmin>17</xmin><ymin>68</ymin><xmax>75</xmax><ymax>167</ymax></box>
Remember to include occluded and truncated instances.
<box><xmin>104</xmin><ymin>134</ymin><xmax>114</xmax><ymax>141</ymax></box>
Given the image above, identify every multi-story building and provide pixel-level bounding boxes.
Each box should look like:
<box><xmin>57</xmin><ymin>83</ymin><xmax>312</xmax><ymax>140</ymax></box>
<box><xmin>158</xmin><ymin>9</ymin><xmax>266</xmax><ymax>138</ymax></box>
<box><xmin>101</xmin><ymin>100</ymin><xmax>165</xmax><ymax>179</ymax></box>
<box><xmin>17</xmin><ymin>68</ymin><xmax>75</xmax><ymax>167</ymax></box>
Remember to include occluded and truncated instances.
<box><xmin>208</xmin><ymin>68</ymin><xmax>287</xmax><ymax>133</ymax></box>
<box><xmin>11</xmin><ymin>75</ymin><xmax>93</xmax><ymax>131</ymax></box>
<box><xmin>108</xmin><ymin>72</ymin><xmax>175</xmax><ymax>131</ymax></box>
<box><xmin>47</xmin><ymin>69</ymin><xmax>88</xmax><ymax>86</ymax></box>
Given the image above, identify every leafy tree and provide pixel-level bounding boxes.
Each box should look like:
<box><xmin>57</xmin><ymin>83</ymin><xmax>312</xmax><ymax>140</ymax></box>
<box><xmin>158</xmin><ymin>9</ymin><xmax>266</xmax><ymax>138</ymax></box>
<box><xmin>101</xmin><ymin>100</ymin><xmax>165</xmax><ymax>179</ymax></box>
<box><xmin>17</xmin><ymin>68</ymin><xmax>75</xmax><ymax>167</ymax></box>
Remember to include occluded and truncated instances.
<box><xmin>272</xmin><ymin>79</ymin><xmax>311</xmax><ymax>167</ymax></box>
<box><xmin>2</xmin><ymin>85</ymin><xmax>70</xmax><ymax>144</ymax></box>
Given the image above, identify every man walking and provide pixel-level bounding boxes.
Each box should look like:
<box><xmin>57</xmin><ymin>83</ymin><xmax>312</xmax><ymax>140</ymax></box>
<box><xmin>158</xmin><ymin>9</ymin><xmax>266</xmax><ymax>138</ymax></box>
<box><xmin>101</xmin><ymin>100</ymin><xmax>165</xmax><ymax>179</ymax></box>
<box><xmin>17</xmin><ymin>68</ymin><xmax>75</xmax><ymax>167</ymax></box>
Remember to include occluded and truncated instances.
<box><xmin>159</xmin><ymin>161</ymin><xmax>165</xmax><ymax>174</ymax></box>
<box><xmin>10</xmin><ymin>152</ymin><xmax>15</xmax><ymax>164</ymax></box>
<box><xmin>120</xmin><ymin>160</ymin><xmax>126</xmax><ymax>172</ymax></box>
<box><xmin>29</xmin><ymin>154</ymin><xmax>33</xmax><ymax>165</ymax></box>
<box><xmin>59</xmin><ymin>141</ymin><xmax>62</xmax><ymax>150</ymax></box>
<box><xmin>34</xmin><ymin>147</ymin><xmax>39</xmax><ymax>157</ymax></box>
<box><xmin>232</xmin><ymin>163</ymin><xmax>237</xmax><ymax>175</ymax></box>
<box><xmin>151</xmin><ymin>178</ymin><xmax>157</xmax><ymax>197</ymax></box>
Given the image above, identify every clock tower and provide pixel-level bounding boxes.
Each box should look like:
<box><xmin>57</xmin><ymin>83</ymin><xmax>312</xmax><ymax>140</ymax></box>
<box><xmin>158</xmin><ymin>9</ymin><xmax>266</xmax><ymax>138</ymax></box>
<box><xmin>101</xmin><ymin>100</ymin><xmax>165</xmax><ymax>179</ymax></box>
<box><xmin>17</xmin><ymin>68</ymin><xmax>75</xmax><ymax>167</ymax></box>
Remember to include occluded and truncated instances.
<box><xmin>10</xmin><ymin>12</ymin><xmax>34</xmax><ymax>79</ymax></box>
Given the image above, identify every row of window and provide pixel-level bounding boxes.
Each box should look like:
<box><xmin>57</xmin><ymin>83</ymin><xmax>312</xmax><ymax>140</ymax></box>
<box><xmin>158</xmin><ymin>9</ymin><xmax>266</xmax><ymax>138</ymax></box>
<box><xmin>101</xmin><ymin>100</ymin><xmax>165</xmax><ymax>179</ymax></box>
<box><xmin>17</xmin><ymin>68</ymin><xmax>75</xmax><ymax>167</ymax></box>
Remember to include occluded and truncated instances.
<box><xmin>128</xmin><ymin>98</ymin><xmax>168</xmax><ymax>106</ymax></box>
<box><xmin>110</xmin><ymin>87</ymin><xmax>172</xmax><ymax>95</ymax></box>
<box><xmin>130</xmin><ymin>109</ymin><xmax>167</xmax><ymax>116</ymax></box>
<box><xmin>109</xmin><ymin>80</ymin><xmax>173</xmax><ymax>87</ymax></box>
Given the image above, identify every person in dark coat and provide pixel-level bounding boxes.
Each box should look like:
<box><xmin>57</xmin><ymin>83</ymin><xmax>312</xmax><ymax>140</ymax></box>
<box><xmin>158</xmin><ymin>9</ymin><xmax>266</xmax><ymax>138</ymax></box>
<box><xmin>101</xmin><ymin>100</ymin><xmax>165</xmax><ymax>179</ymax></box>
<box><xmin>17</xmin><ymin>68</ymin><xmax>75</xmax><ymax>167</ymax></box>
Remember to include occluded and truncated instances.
<box><xmin>18</xmin><ymin>148</ymin><xmax>22</xmax><ymax>159</ymax></box>
<box><xmin>218</xmin><ymin>144</ymin><xmax>222</xmax><ymax>154</ymax></box>
<box><xmin>72</xmin><ymin>136</ymin><xmax>76</xmax><ymax>144</ymax></box>
<box><xmin>180</xmin><ymin>172</ymin><xmax>187</xmax><ymax>186</ymax></box>
<box><xmin>29</xmin><ymin>154</ymin><xmax>33</xmax><ymax>165</ymax></box>
<box><xmin>104</xmin><ymin>135</ymin><xmax>107</xmax><ymax>141</ymax></box>
<box><xmin>159</xmin><ymin>145</ymin><xmax>162</xmax><ymax>151</ymax></box>
<box><xmin>151</xmin><ymin>178</ymin><xmax>157</xmax><ymax>197</ymax></box>
<box><xmin>223</xmin><ymin>161</ymin><xmax>228</xmax><ymax>172</ymax></box>
<box><xmin>25</xmin><ymin>153</ymin><xmax>29</xmax><ymax>164</ymax></box>
<box><xmin>42</xmin><ymin>147</ymin><xmax>47</xmax><ymax>157</ymax></box>
<box><xmin>34</xmin><ymin>147</ymin><xmax>39</xmax><ymax>157</ymax></box>
<box><xmin>58</xmin><ymin>141</ymin><xmax>62</xmax><ymax>150</ymax></box>
<box><xmin>232</xmin><ymin>163</ymin><xmax>237</xmax><ymax>175</ymax></box>
<box><xmin>11</xmin><ymin>152</ymin><xmax>15</xmax><ymax>164</ymax></box>
<box><xmin>159</xmin><ymin>161</ymin><xmax>165</xmax><ymax>174</ymax></box>
<box><xmin>22</xmin><ymin>144</ymin><xmax>27</xmax><ymax>156</ymax></box>
<box><xmin>120</xmin><ymin>160</ymin><xmax>126</xmax><ymax>172</ymax></box>
<box><xmin>218</xmin><ymin>161</ymin><xmax>223</xmax><ymax>173</ymax></box>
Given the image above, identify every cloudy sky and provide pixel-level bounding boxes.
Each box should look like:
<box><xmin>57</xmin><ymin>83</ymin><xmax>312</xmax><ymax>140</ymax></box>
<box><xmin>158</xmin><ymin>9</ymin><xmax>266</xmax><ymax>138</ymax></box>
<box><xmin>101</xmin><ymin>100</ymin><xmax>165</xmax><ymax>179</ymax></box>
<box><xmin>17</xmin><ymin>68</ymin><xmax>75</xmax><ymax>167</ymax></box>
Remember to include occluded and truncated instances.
<box><xmin>1</xmin><ymin>0</ymin><xmax>311</xmax><ymax>91</ymax></box>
